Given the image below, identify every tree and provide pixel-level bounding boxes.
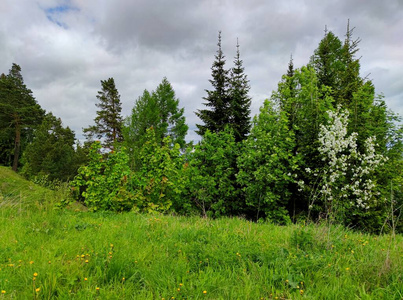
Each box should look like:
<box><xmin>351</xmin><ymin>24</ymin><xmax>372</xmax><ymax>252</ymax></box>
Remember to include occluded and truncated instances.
<box><xmin>338</xmin><ymin>21</ymin><xmax>362</xmax><ymax>106</ymax></box>
<box><xmin>186</xmin><ymin>127</ymin><xmax>239</xmax><ymax>217</ymax></box>
<box><xmin>311</xmin><ymin>28</ymin><xmax>344</xmax><ymax>100</ymax></box>
<box><xmin>0</xmin><ymin>64</ymin><xmax>44</xmax><ymax>171</ymax></box>
<box><xmin>124</xmin><ymin>78</ymin><xmax>188</xmax><ymax>169</ymax></box>
<box><xmin>152</xmin><ymin>77</ymin><xmax>188</xmax><ymax>148</ymax></box>
<box><xmin>131</xmin><ymin>128</ymin><xmax>186</xmax><ymax>213</ymax></box>
<box><xmin>272</xmin><ymin>66</ymin><xmax>333</xmax><ymax>215</ymax></box>
<box><xmin>21</xmin><ymin>113</ymin><xmax>77</xmax><ymax>181</ymax></box>
<box><xmin>237</xmin><ymin>100</ymin><xmax>299</xmax><ymax>224</ymax></box>
<box><xmin>72</xmin><ymin>128</ymin><xmax>187</xmax><ymax>213</ymax></box>
<box><xmin>229</xmin><ymin>39</ymin><xmax>251</xmax><ymax>142</ymax></box>
<box><xmin>196</xmin><ymin>31</ymin><xmax>231</xmax><ymax>136</ymax></box>
<box><xmin>84</xmin><ymin>77</ymin><xmax>123</xmax><ymax>150</ymax></box>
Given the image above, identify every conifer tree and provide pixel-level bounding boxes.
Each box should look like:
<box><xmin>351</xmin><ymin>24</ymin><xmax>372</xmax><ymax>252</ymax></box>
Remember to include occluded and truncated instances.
<box><xmin>339</xmin><ymin>20</ymin><xmax>362</xmax><ymax>105</ymax></box>
<box><xmin>311</xmin><ymin>28</ymin><xmax>344</xmax><ymax>100</ymax></box>
<box><xmin>84</xmin><ymin>77</ymin><xmax>123</xmax><ymax>150</ymax></box>
<box><xmin>0</xmin><ymin>64</ymin><xmax>44</xmax><ymax>171</ymax></box>
<box><xmin>196</xmin><ymin>31</ymin><xmax>231</xmax><ymax>136</ymax></box>
<box><xmin>229</xmin><ymin>39</ymin><xmax>251</xmax><ymax>142</ymax></box>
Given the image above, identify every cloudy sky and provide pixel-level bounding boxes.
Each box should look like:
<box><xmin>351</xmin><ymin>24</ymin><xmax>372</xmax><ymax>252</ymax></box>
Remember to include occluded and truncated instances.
<box><xmin>1</xmin><ymin>0</ymin><xmax>402</xmax><ymax>142</ymax></box>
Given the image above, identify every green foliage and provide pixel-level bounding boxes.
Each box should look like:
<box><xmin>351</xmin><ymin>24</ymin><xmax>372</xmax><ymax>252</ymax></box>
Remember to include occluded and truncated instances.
<box><xmin>71</xmin><ymin>142</ymin><xmax>133</xmax><ymax>211</ymax></box>
<box><xmin>237</xmin><ymin>100</ymin><xmax>299</xmax><ymax>224</ymax></box>
<box><xmin>124</xmin><ymin>78</ymin><xmax>188</xmax><ymax>168</ymax></box>
<box><xmin>84</xmin><ymin>78</ymin><xmax>123</xmax><ymax>150</ymax></box>
<box><xmin>72</xmin><ymin>129</ymin><xmax>187</xmax><ymax>214</ymax></box>
<box><xmin>153</xmin><ymin>77</ymin><xmax>188</xmax><ymax>149</ymax></box>
<box><xmin>228</xmin><ymin>40</ymin><xmax>251</xmax><ymax>142</ymax></box>
<box><xmin>21</xmin><ymin>113</ymin><xmax>78</xmax><ymax>182</ymax></box>
<box><xmin>131</xmin><ymin>128</ymin><xmax>187</xmax><ymax>213</ymax></box>
<box><xmin>187</xmin><ymin>128</ymin><xmax>239</xmax><ymax>217</ymax></box>
<box><xmin>196</xmin><ymin>33</ymin><xmax>251</xmax><ymax>141</ymax></box>
<box><xmin>196</xmin><ymin>31</ymin><xmax>231</xmax><ymax>136</ymax></box>
<box><xmin>311</xmin><ymin>30</ymin><xmax>345</xmax><ymax>99</ymax></box>
<box><xmin>272</xmin><ymin>66</ymin><xmax>333</xmax><ymax>215</ymax></box>
<box><xmin>0</xmin><ymin>64</ymin><xmax>45</xmax><ymax>171</ymax></box>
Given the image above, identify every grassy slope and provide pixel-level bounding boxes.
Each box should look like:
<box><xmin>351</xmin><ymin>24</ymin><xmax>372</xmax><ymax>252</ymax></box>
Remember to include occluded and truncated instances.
<box><xmin>0</xmin><ymin>166</ymin><xmax>402</xmax><ymax>299</ymax></box>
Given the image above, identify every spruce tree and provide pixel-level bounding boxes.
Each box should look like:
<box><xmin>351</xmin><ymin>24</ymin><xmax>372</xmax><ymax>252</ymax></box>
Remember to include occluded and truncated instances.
<box><xmin>84</xmin><ymin>77</ymin><xmax>123</xmax><ymax>150</ymax></box>
<box><xmin>196</xmin><ymin>31</ymin><xmax>231</xmax><ymax>136</ymax></box>
<box><xmin>311</xmin><ymin>28</ymin><xmax>344</xmax><ymax>99</ymax></box>
<box><xmin>339</xmin><ymin>20</ymin><xmax>362</xmax><ymax>105</ymax></box>
<box><xmin>229</xmin><ymin>39</ymin><xmax>251</xmax><ymax>142</ymax></box>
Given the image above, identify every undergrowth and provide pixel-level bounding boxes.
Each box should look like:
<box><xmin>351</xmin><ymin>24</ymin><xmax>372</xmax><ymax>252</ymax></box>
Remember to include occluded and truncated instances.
<box><xmin>0</xmin><ymin>167</ymin><xmax>402</xmax><ymax>299</ymax></box>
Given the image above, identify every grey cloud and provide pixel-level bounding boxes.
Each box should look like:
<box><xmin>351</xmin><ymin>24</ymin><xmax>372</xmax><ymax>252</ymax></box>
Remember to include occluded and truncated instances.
<box><xmin>1</xmin><ymin>0</ymin><xmax>402</xmax><ymax>143</ymax></box>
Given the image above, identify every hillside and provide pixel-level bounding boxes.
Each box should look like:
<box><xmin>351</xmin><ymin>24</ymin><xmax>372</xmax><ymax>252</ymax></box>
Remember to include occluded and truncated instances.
<box><xmin>0</xmin><ymin>167</ymin><xmax>402</xmax><ymax>299</ymax></box>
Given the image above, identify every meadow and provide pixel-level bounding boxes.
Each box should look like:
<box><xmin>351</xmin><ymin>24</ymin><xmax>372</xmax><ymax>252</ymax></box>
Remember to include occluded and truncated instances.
<box><xmin>0</xmin><ymin>167</ymin><xmax>402</xmax><ymax>299</ymax></box>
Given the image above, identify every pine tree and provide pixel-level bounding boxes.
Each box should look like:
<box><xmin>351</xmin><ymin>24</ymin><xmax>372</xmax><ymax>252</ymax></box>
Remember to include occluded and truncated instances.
<box><xmin>84</xmin><ymin>77</ymin><xmax>123</xmax><ymax>150</ymax></box>
<box><xmin>0</xmin><ymin>64</ymin><xmax>44</xmax><ymax>171</ymax></box>
<box><xmin>229</xmin><ymin>39</ymin><xmax>251</xmax><ymax>142</ymax></box>
<box><xmin>196</xmin><ymin>31</ymin><xmax>231</xmax><ymax>136</ymax></box>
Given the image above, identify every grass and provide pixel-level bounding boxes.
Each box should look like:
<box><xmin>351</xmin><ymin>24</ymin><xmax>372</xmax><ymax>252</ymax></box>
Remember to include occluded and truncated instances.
<box><xmin>0</xmin><ymin>166</ymin><xmax>402</xmax><ymax>299</ymax></box>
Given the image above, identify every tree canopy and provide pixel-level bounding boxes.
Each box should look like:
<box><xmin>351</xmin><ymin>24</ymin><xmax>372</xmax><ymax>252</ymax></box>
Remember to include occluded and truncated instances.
<box><xmin>84</xmin><ymin>77</ymin><xmax>123</xmax><ymax>150</ymax></box>
<box><xmin>0</xmin><ymin>63</ymin><xmax>44</xmax><ymax>171</ymax></box>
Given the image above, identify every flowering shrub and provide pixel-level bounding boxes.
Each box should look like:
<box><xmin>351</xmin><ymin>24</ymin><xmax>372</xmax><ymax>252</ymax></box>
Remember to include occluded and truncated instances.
<box><xmin>298</xmin><ymin>106</ymin><xmax>387</xmax><ymax>223</ymax></box>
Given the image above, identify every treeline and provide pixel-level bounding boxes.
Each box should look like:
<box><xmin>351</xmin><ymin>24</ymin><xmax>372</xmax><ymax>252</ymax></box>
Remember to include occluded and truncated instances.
<box><xmin>1</xmin><ymin>25</ymin><xmax>402</xmax><ymax>233</ymax></box>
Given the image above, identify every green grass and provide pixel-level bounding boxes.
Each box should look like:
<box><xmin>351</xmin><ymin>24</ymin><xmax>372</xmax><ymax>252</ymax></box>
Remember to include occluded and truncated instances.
<box><xmin>0</xmin><ymin>166</ymin><xmax>402</xmax><ymax>299</ymax></box>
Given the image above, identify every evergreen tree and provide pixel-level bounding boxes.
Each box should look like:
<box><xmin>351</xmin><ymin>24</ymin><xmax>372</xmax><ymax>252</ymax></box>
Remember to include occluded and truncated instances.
<box><xmin>0</xmin><ymin>64</ymin><xmax>44</xmax><ymax>171</ymax></box>
<box><xmin>339</xmin><ymin>21</ymin><xmax>362</xmax><ymax>106</ymax></box>
<box><xmin>84</xmin><ymin>77</ymin><xmax>123</xmax><ymax>150</ymax></box>
<box><xmin>21</xmin><ymin>113</ymin><xmax>77</xmax><ymax>181</ymax></box>
<box><xmin>196</xmin><ymin>31</ymin><xmax>231</xmax><ymax>136</ymax></box>
<box><xmin>311</xmin><ymin>28</ymin><xmax>344</xmax><ymax>100</ymax></box>
<box><xmin>278</xmin><ymin>55</ymin><xmax>299</xmax><ymax>130</ymax></box>
<box><xmin>229</xmin><ymin>39</ymin><xmax>251</xmax><ymax>142</ymax></box>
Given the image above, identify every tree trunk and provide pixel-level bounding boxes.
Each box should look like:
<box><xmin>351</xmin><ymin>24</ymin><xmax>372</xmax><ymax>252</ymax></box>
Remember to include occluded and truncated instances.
<box><xmin>12</xmin><ymin>120</ymin><xmax>21</xmax><ymax>172</ymax></box>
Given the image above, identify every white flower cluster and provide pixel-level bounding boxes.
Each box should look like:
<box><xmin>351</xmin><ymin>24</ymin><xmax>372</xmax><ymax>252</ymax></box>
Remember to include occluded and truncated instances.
<box><xmin>301</xmin><ymin>105</ymin><xmax>387</xmax><ymax>214</ymax></box>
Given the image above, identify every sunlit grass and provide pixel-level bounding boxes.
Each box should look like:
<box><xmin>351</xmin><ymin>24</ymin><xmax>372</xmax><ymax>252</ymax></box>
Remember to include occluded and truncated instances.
<box><xmin>0</xmin><ymin>166</ymin><xmax>402</xmax><ymax>299</ymax></box>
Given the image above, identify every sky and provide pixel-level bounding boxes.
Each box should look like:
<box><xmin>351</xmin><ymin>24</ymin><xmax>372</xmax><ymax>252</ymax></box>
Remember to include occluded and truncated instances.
<box><xmin>1</xmin><ymin>0</ymin><xmax>402</xmax><ymax>143</ymax></box>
